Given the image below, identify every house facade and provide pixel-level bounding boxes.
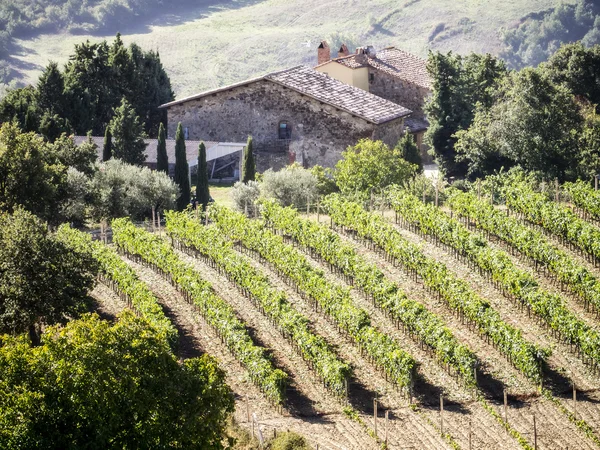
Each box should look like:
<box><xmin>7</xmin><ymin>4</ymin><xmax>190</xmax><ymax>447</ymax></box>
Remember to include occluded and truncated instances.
<box><xmin>160</xmin><ymin>65</ymin><xmax>411</xmax><ymax>170</ymax></box>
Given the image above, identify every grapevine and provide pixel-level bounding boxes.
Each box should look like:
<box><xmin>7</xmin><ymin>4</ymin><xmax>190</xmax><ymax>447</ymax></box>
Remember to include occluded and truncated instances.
<box><xmin>111</xmin><ymin>218</ymin><xmax>288</xmax><ymax>405</ymax></box>
<box><xmin>260</xmin><ymin>199</ymin><xmax>477</xmax><ymax>385</ymax></box>
<box><xmin>209</xmin><ymin>205</ymin><xmax>417</xmax><ymax>391</ymax></box>
<box><xmin>389</xmin><ymin>189</ymin><xmax>600</xmax><ymax>370</ymax></box>
<box><xmin>323</xmin><ymin>194</ymin><xmax>547</xmax><ymax>384</ymax></box>
<box><xmin>164</xmin><ymin>210</ymin><xmax>351</xmax><ymax>396</ymax></box>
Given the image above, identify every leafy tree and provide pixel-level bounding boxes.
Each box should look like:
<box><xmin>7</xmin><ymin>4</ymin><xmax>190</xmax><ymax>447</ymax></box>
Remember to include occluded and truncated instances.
<box><xmin>425</xmin><ymin>51</ymin><xmax>506</xmax><ymax>177</ymax></box>
<box><xmin>577</xmin><ymin>102</ymin><xmax>600</xmax><ymax>180</ymax></box>
<box><xmin>38</xmin><ymin>111</ymin><xmax>72</xmax><ymax>143</ymax></box>
<box><xmin>90</xmin><ymin>159</ymin><xmax>178</xmax><ymax>222</ymax></box>
<box><xmin>310</xmin><ymin>164</ymin><xmax>339</xmax><ymax>196</ymax></box>
<box><xmin>543</xmin><ymin>42</ymin><xmax>600</xmax><ymax>108</ymax></box>
<box><xmin>37</xmin><ymin>61</ymin><xmax>66</xmax><ymax>117</ymax></box>
<box><xmin>102</xmin><ymin>126</ymin><xmax>112</xmax><ymax>161</ymax></box>
<box><xmin>261</xmin><ymin>164</ymin><xmax>318</xmax><ymax>209</ymax></box>
<box><xmin>455</xmin><ymin>68</ymin><xmax>582</xmax><ymax>181</ymax></box>
<box><xmin>0</xmin><ymin>209</ymin><xmax>97</xmax><ymax>344</ymax></box>
<box><xmin>156</xmin><ymin>122</ymin><xmax>168</xmax><ymax>173</ymax></box>
<box><xmin>0</xmin><ymin>122</ymin><xmax>65</xmax><ymax>221</ymax></box>
<box><xmin>0</xmin><ymin>87</ymin><xmax>40</xmax><ymax>130</ymax></box>
<box><xmin>0</xmin><ymin>312</ymin><xmax>234</xmax><ymax>449</ymax></box>
<box><xmin>52</xmin><ymin>133</ymin><xmax>97</xmax><ymax>177</ymax></box>
<box><xmin>196</xmin><ymin>141</ymin><xmax>210</xmax><ymax>210</ymax></box>
<box><xmin>109</xmin><ymin>97</ymin><xmax>147</xmax><ymax>166</ymax></box>
<box><xmin>174</xmin><ymin>123</ymin><xmax>190</xmax><ymax>210</ymax></box>
<box><xmin>395</xmin><ymin>132</ymin><xmax>423</xmax><ymax>172</ymax></box>
<box><xmin>334</xmin><ymin>139</ymin><xmax>416</xmax><ymax>200</ymax></box>
<box><xmin>242</xmin><ymin>135</ymin><xmax>256</xmax><ymax>183</ymax></box>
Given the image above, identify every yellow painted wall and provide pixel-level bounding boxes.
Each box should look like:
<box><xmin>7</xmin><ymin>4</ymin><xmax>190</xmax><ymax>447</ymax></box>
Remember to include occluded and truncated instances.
<box><xmin>315</xmin><ymin>62</ymin><xmax>369</xmax><ymax>93</ymax></box>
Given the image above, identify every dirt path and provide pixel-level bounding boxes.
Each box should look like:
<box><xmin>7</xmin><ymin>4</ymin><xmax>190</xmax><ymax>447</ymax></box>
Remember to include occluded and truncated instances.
<box><xmin>121</xmin><ymin>253</ymin><xmax>376</xmax><ymax>450</ymax></box>
<box><xmin>89</xmin><ymin>281</ymin><xmax>126</xmax><ymax>321</ymax></box>
<box><xmin>233</xmin><ymin>240</ymin><xmax>455</xmax><ymax>450</ymax></box>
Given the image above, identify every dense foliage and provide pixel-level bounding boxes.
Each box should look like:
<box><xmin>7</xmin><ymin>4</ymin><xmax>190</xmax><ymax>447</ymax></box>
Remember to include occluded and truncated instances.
<box><xmin>0</xmin><ymin>209</ymin><xmax>97</xmax><ymax>344</ymax></box>
<box><xmin>501</xmin><ymin>0</ymin><xmax>600</xmax><ymax>68</ymax></box>
<box><xmin>334</xmin><ymin>139</ymin><xmax>417</xmax><ymax>199</ymax></box>
<box><xmin>242</xmin><ymin>135</ymin><xmax>256</xmax><ymax>183</ymax></box>
<box><xmin>324</xmin><ymin>194</ymin><xmax>547</xmax><ymax>383</ymax></box>
<box><xmin>165</xmin><ymin>210</ymin><xmax>351</xmax><ymax>395</ymax></box>
<box><xmin>109</xmin><ymin>97</ymin><xmax>147</xmax><ymax>165</ymax></box>
<box><xmin>0</xmin><ymin>313</ymin><xmax>233</xmax><ymax>449</ymax></box>
<box><xmin>174</xmin><ymin>122</ymin><xmax>190</xmax><ymax>210</ymax></box>
<box><xmin>112</xmin><ymin>217</ymin><xmax>288</xmax><ymax>404</ymax></box>
<box><xmin>0</xmin><ymin>34</ymin><xmax>173</xmax><ymax>137</ymax></box>
<box><xmin>261</xmin><ymin>164</ymin><xmax>318</xmax><ymax>209</ymax></box>
<box><xmin>211</xmin><ymin>205</ymin><xmax>418</xmax><ymax>390</ymax></box>
<box><xmin>196</xmin><ymin>142</ymin><xmax>210</xmax><ymax>210</ymax></box>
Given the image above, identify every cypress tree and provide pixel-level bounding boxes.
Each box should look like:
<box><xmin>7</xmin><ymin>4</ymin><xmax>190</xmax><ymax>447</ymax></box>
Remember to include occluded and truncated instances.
<box><xmin>196</xmin><ymin>142</ymin><xmax>210</xmax><ymax>210</ymax></box>
<box><xmin>174</xmin><ymin>122</ymin><xmax>190</xmax><ymax>210</ymax></box>
<box><xmin>156</xmin><ymin>123</ymin><xmax>168</xmax><ymax>173</ymax></box>
<box><xmin>109</xmin><ymin>98</ymin><xmax>147</xmax><ymax>165</ymax></box>
<box><xmin>242</xmin><ymin>135</ymin><xmax>256</xmax><ymax>183</ymax></box>
<box><xmin>103</xmin><ymin>127</ymin><xmax>112</xmax><ymax>161</ymax></box>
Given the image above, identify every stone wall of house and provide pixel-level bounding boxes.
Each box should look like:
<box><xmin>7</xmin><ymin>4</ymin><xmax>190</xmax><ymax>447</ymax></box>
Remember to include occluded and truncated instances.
<box><xmin>372</xmin><ymin>117</ymin><xmax>406</xmax><ymax>149</ymax></box>
<box><xmin>368</xmin><ymin>68</ymin><xmax>430</xmax><ymax>118</ymax></box>
<box><xmin>165</xmin><ymin>80</ymin><xmax>377</xmax><ymax>169</ymax></box>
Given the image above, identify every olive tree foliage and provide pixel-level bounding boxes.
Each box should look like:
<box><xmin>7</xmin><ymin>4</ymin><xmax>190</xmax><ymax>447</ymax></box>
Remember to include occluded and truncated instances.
<box><xmin>231</xmin><ymin>180</ymin><xmax>261</xmax><ymax>214</ymax></box>
<box><xmin>0</xmin><ymin>312</ymin><xmax>234</xmax><ymax>449</ymax></box>
<box><xmin>0</xmin><ymin>209</ymin><xmax>98</xmax><ymax>344</ymax></box>
<box><xmin>334</xmin><ymin>139</ymin><xmax>417</xmax><ymax>200</ymax></box>
<box><xmin>90</xmin><ymin>159</ymin><xmax>178</xmax><ymax>222</ymax></box>
<box><xmin>260</xmin><ymin>164</ymin><xmax>319</xmax><ymax>209</ymax></box>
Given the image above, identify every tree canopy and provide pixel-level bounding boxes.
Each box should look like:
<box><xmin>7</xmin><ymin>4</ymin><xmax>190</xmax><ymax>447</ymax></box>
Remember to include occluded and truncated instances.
<box><xmin>242</xmin><ymin>136</ymin><xmax>256</xmax><ymax>183</ymax></box>
<box><xmin>0</xmin><ymin>208</ymin><xmax>97</xmax><ymax>343</ymax></box>
<box><xmin>174</xmin><ymin>123</ymin><xmax>190</xmax><ymax>210</ymax></box>
<box><xmin>109</xmin><ymin>98</ymin><xmax>147</xmax><ymax>166</ymax></box>
<box><xmin>334</xmin><ymin>139</ymin><xmax>417</xmax><ymax>200</ymax></box>
<box><xmin>0</xmin><ymin>312</ymin><xmax>234</xmax><ymax>449</ymax></box>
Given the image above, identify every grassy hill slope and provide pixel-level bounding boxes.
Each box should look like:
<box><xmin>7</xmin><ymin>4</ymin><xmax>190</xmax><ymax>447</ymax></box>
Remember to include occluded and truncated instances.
<box><xmin>8</xmin><ymin>0</ymin><xmax>574</xmax><ymax>99</ymax></box>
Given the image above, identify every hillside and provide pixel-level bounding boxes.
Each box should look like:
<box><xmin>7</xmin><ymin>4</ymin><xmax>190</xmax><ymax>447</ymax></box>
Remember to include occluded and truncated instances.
<box><xmin>6</xmin><ymin>0</ymin><xmax>575</xmax><ymax>99</ymax></box>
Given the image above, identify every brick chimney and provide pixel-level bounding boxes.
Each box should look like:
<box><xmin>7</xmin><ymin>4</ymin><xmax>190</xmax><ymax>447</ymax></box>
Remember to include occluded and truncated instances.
<box><xmin>317</xmin><ymin>41</ymin><xmax>331</xmax><ymax>65</ymax></box>
<box><xmin>355</xmin><ymin>47</ymin><xmax>368</xmax><ymax>64</ymax></box>
<box><xmin>338</xmin><ymin>44</ymin><xmax>350</xmax><ymax>58</ymax></box>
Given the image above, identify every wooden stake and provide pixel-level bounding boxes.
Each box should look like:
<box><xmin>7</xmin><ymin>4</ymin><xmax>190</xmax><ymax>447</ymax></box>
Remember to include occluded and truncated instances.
<box><xmin>440</xmin><ymin>394</ymin><xmax>444</xmax><ymax>435</ymax></box>
<box><xmin>435</xmin><ymin>182</ymin><xmax>439</xmax><ymax>207</ymax></box>
<box><xmin>469</xmin><ymin>419</ymin><xmax>472</xmax><ymax>450</ymax></box>
<box><xmin>246</xmin><ymin>395</ymin><xmax>250</xmax><ymax>423</ymax></box>
<box><xmin>422</xmin><ymin>188</ymin><xmax>426</xmax><ymax>204</ymax></box>
<box><xmin>370</xmin><ymin>189</ymin><xmax>374</xmax><ymax>212</ymax></box>
<box><xmin>307</xmin><ymin>195</ymin><xmax>311</xmax><ymax>215</ymax></box>
<box><xmin>573</xmin><ymin>381</ymin><xmax>577</xmax><ymax>420</ymax></box>
<box><xmin>533</xmin><ymin>414</ymin><xmax>537</xmax><ymax>450</ymax></box>
<box><xmin>595</xmin><ymin>175</ymin><xmax>598</xmax><ymax>191</ymax></box>
<box><xmin>317</xmin><ymin>200</ymin><xmax>320</xmax><ymax>223</ymax></box>
<box><xmin>373</xmin><ymin>399</ymin><xmax>378</xmax><ymax>438</ymax></box>
<box><xmin>385</xmin><ymin>410</ymin><xmax>389</xmax><ymax>445</ymax></box>
<box><xmin>152</xmin><ymin>206</ymin><xmax>156</xmax><ymax>232</ymax></box>
<box><xmin>504</xmin><ymin>389</ymin><xmax>508</xmax><ymax>428</ymax></box>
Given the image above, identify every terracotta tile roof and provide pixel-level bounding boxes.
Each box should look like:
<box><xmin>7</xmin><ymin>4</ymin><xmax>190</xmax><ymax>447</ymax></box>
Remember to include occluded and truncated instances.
<box><xmin>265</xmin><ymin>66</ymin><xmax>411</xmax><ymax>124</ymax></box>
<box><xmin>159</xmin><ymin>66</ymin><xmax>411</xmax><ymax>124</ymax></box>
<box><xmin>331</xmin><ymin>47</ymin><xmax>432</xmax><ymax>89</ymax></box>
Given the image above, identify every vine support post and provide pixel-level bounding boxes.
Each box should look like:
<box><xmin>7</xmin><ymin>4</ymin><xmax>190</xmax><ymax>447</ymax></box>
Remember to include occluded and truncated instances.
<box><xmin>152</xmin><ymin>206</ymin><xmax>156</xmax><ymax>232</ymax></box>
<box><xmin>595</xmin><ymin>175</ymin><xmax>598</xmax><ymax>191</ymax></box>
<box><xmin>373</xmin><ymin>398</ymin><xmax>378</xmax><ymax>438</ymax></box>
<box><xmin>440</xmin><ymin>394</ymin><xmax>444</xmax><ymax>436</ymax></box>
<box><xmin>435</xmin><ymin>179</ymin><xmax>439</xmax><ymax>207</ymax></box>
<box><xmin>503</xmin><ymin>388</ymin><xmax>508</xmax><ymax>429</ymax></box>
<box><xmin>317</xmin><ymin>200</ymin><xmax>320</xmax><ymax>223</ymax></box>
<box><xmin>533</xmin><ymin>414</ymin><xmax>537</xmax><ymax>450</ymax></box>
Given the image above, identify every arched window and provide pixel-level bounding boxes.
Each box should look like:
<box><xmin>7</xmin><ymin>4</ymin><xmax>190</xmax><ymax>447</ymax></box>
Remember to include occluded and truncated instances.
<box><xmin>279</xmin><ymin>121</ymin><xmax>291</xmax><ymax>139</ymax></box>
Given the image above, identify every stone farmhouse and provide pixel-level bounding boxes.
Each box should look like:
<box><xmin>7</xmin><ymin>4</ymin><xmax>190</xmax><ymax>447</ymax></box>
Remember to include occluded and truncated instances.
<box><xmin>159</xmin><ymin>43</ymin><xmax>432</xmax><ymax>170</ymax></box>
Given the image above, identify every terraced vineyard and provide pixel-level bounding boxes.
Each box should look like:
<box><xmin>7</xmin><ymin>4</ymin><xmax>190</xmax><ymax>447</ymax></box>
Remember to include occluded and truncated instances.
<box><xmin>82</xmin><ymin>188</ymin><xmax>600</xmax><ymax>449</ymax></box>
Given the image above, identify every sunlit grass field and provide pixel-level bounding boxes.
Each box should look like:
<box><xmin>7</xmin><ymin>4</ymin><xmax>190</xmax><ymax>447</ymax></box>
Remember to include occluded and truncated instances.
<box><xmin>10</xmin><ymin>0</ymin><xmax>573</xmax><ymax>99</ymax></box>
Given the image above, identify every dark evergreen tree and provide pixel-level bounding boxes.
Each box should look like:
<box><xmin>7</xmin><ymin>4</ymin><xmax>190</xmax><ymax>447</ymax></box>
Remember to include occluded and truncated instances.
<box><xmin>109</xmin><ymin>98</ymin><xmax>147</xmax><ymax>166</ymax></box>
<box><xmin>39</xmin><ymin>112</ymin><xmax>72</xmax><ymax>143</ymax></box>
<box><xmin>196</xmin><ymin>142</ymin><xmax>210</xmax><ymax>210</ymax></box>
<box><xmin>174</xmin><ymin>123</ymin><xmax>190</xmax><ymax>210</ymax></box>
<box><xmin>37</xmin><ymin>61</ymin><xmax>66</xmax><ymax>117</ymax></box>
<box><xmin>395</xmin><ymin>132</ymin><xmax>423</xmax><ymax>172</ymax></box>
<box><xmin>156</xmin><ymin>122</ymin><xmax>168</xmax><ymax>173</ymax></box>
<box><xmin>242</xmin><ymin>135</ymin><xmax>256</xmax><ymax>183</ymax></box>
<box><xmin>24</xmin><ymin>108</ymin><xmax>37</xmax><ymax>132</ymax></box>
<box><xmin>103</xmin><ymin>126</ymin><xmax>112</xmax><ymax>162</ymax></box>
